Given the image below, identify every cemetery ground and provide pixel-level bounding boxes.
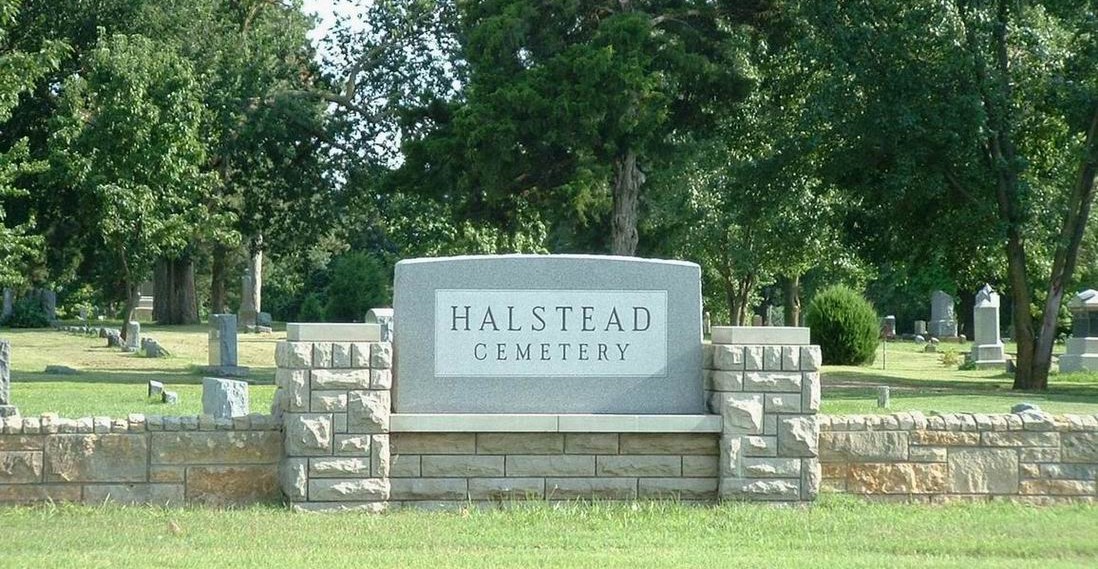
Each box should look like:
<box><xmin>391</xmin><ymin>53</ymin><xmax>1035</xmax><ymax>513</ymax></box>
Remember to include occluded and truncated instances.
<box><xmin>2</xmin><ymin>497</ymin><xmax>1097</xmax><ymax>567</ymax></box>
<box><xmin>3</xmin><ymin>326</ymin><xmax>1096</xmax><ymax>417</ymax></box>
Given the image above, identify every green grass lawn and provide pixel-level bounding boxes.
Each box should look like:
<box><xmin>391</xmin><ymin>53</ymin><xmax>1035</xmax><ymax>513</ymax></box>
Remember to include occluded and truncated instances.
<box><xmin>822</xmin><ymin>341</ymin><xmax>1098</xmax><ymax>415</ymax></box>
<box><xmin>1</xmin><ymin>497</ymin><xmax>1096</xmax><ymax>568</ymax></box>
<box><xmin>2</xmin><ymin>326</ymin><xmax>1097</xmax><ymax>418</ymax></box>
<box><xmin>2</xmin><ymin>324</ymin><xmax>278</xmax><ymax>417</ymax></box>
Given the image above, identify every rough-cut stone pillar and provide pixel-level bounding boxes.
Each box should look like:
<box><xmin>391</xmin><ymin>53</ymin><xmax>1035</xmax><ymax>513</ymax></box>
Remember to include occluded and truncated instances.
<box><xmin>705</xmin><ymin>327</ymin><xmax>820</xmax><ymax>502</ymax></box>
<box><xmin>274</xmin><ymin>323</ymin><xmax>390</xmax><ymax>512</ymax></box>
<box><xmin>0</xmin><ymin>339</ymin><xmax>16</xmax><ymax>417</ymax></box>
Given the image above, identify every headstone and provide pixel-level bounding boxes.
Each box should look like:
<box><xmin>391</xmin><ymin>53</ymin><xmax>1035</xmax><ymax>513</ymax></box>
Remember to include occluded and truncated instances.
<box><xmin>877</xmin><ymin>386</ymin><xmax>890</xmax><ymax>409</ymax></box>
<box><xmin>703</xmin><ymin>311</ymin><xmax>711</xmax><ymax>336</ymax></box>
<box><xmin>928</xmin><ymin>290</ymin><xmax>957</xmax><ymax>338</ymax></box>
<box><xmin>0</xmin><ymin>339</ymin><xmax>11</xmax><ymax>406</ymax></box>
<box><xmin>201</xmin><ymin>314</ymin><xmax>249</xmax><ymax>377</ymax></box>
<box><xmin>148</xmin><ymin>380</ymin><xmax>164</xmax><ymax>399</ymax></box>
<box><xmin>238</xmin><ymin>274</ymin><xmax>258</xmax><ymax>329</ymax></box>
<box><xmin>365</xmin><ymin>308</ymin><xmax>394</xmax><ymax>341</ymax></box>
<box><xmin>201</xmin><ymin>377</ymin><xmax>249</xmax><ymax>419</ymax></box>
<box><xmin>106</xmin><ymin>329</ymin><xmax>122</xmax><ymax>348</ymax></box>
<box><xmin>966</xmin><ymin>284</ymin><xmax>1006</xmax><ymax>368</ymax></box>
<box><xmin>41</xmin><ymin>289</ymin><xmax>56</xmax><ymax>321</ymax></box>
<box><xmin>134</xmin><ymin>281</ymin><xmax>154</xmax><ymax>321</ymax></box>
<box><xmin>751</xmin><ymin>314</ymin><xmax>763</xmax><ymax>327</ymax></box>
<box><xmin>393</xmin><ymin>255</ymin><xmax>703</xmax><ymax>414</ymax></box>
<box><xmin>2</xmin><ymin>288</ymin><xmax>12</xmax><ymax>321</ymax></box>
<box><xmin>880</xmin><ymin>315</ymin><xmax>896</xmax><ymax>339</ymax></box>
<box><xmin>1059</xmin><ymin>290</ymin><xmax>1098</xmax><ymax>372</ymax></box>
<box><xmin>257</xmin><ymin>311</ymin><xmax>273</xmax><ymax>327</ymax></box>
<box><xmin>123</xmin><ymin>321</ymin><xmax>140</xmax><ymax>352</ymax></box>
<box><xmin>162</xmin><ymin>390</ymin><xmax>179</xmax><ymax>405</ymax></box>
<box><xmin>913</xmin><ymin>320</ymin><xmax>928</xmax><ymax>336</ymax></box>
<box><xmin>142</xmin><ymin>338</ymin><xmax>168</xmax><ymax>358</ymax></box>
<box><xmin>914</xmin><ymin>334</ymin><xmax>926</xmax><ymax>344</ymax></box>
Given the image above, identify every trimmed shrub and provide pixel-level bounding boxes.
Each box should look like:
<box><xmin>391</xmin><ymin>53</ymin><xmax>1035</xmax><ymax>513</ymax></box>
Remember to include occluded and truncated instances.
<box><xmin>3</xmin><ymin>296</ymin><xmax>51</xmax><ymax>328</ymax></box>
<box><xmin>805</xmin><ymin>285</ymin><xmax>879</xmax><ymax>365</ymax></box>
<box><xmin>324</xmin><ymin>252</ymin><xmax>390</xmax><ymax>322</ymax></box>
<box><xmin>297</xmin><ymin>293</ymin><xmax>326</xmax><ymax>323</ymax></box>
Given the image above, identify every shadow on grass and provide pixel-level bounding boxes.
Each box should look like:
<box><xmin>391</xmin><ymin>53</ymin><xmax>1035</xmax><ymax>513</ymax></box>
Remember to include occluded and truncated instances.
<box><xmin>13</xmin><ymin>366</ymin><xmax>276</xmax><ymax>385</ymax></box>
<box><xmin>824</xmin><ymin>369</ymin><xmax>1098</xmax><ymax>406</ymax></box>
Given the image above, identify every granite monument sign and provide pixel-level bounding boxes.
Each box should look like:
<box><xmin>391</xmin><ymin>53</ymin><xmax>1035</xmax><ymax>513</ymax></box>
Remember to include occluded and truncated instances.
<box><xmin>393</xmin><ymin>255</ymin><xmax>703</xmax><ymax>413</ymax></box>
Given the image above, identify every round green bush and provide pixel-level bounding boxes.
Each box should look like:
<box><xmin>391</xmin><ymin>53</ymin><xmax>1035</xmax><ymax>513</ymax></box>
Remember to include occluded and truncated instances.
<box><xmin>805</xmin><ymin>285</ymin><xmax>879</xmax><ymax>365</ymax></box>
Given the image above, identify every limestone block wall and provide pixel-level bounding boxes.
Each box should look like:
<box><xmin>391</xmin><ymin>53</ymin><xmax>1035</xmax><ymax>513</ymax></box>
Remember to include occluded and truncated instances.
<box><xmin>703</xmin><ymin>336</ymin><xmax>822</xmax><ymax>502</ymax></box>
<box><xmin>273</xmin><ymin>338</ymin><xmax>394</xmax><ymax>511</ymax></box>
<box><xmin>388</xmin><ymin>432</ymin><xmax>719</xmax><ymax>507</ymax></box>
<box><xmin>0</xmin><ymin>413</ymin><xmax>280</xmax><ymax>505</ymax></box>
<box><xmin>820</xmin><ymin>412</ymin><xmax>1098</xmax><ymax>503</ymax></box>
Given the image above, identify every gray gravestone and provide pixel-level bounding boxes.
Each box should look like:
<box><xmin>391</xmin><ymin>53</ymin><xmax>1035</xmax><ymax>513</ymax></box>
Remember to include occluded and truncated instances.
<box><xmin>881</xmin><ymin>315</ymin><xmax>896</xmax><ymax>339</ymax></box>
<box><xmin>124</xmin><ymin>321</ymin><xmax>140</xmax><ymax>352</ymax></box>
<box><xmin>1060</xmin><ymin>290</ymin><xmax>1098</xmax><ymax>372</ymax></box>
<box><xmin>365</xmin><ymin>308</ymin><xmax>394</xmax><ymax>341</ymax></box>
<box><xmin>41</xmin><ymin>289</ymin><xmax>56</xmax><ymax>321</ymax></box>
<box><xmin>239</xmin><ymin>275</ymin><xmax>258</xmax><ymax>329</ymax></box>
<box><xmin>968</xmin><ymin>284</ymin><xmax>1005</xmax><ymax>368</ymax></box>
<box><xmin>928</xmin><ymin>290</ymin><xmax>957</xmax><ymax>338</ymax></box>
<box><xmin>393</xmin><ymin>255</ymin><xmax>704</xmax><ymax>414</ymax></box>
<box><xmin>0</xmin><ymin>339</ymin><xmax>10</xmax><ymax>405</ymax></box>
<box><xmin>914</xmin><ymin>320</ymin><xmax>928</xmax><ymax>336</ymax></box>
<box><xmin>201</xmin><ymin>314</ymin><xmax>249</xmax><ymax>376</ymax></box>
<box><xmin>201</xmin><ymin>377</ymin><xmax>249</xmax><ymax>418</ymax></box>
<box><xmin>2</xmin><ymin>288</ymin><xmax>12</xmax><ymax>321</ymax></box>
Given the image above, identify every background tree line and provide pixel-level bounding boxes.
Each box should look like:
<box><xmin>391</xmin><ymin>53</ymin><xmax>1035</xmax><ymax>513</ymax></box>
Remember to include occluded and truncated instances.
<box><xmin>1</xmin><ymin>0</ymin><xmax>1096</xmax><ymax>390</ymax></box>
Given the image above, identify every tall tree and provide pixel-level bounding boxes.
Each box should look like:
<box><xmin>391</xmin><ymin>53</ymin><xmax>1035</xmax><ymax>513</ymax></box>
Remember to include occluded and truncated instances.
<box><xmin>802</xmin><ymin>0</ymin><xmax>1098</xmax><ymax>389</ymax></box>
<box><xmin>51</xmin><ymin>33</ymin><xmax>212</xmax><ymax>326</ymax></box>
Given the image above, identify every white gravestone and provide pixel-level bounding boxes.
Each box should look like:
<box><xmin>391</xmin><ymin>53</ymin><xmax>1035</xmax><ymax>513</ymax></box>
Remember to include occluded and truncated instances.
<box><xmin>968</xmin><ymin>284</ymin><xmax>1006</xmax><ymax>368</ymax></box>
<box><xmin>928</xmin><ymin>290</ymin><xmax>957</xmax><ymax>338</ymax></box>
<box><xmin>1059</xmin><ymin>290</ymin><xmax>1098</xmax><ymax>372</ymax></box>
<box><xmin>393</xmin><ymin>255</ymin><xmax>704</xmax><ymax>414</ymax></box>
<box><xmin>124</xmin><ymin>321</ymin><xmax>141</xmax><ymax>352</ymax></box>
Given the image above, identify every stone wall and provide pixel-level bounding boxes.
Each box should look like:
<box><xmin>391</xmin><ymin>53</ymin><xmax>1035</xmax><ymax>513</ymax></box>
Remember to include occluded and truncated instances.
<box><xmin>820</xmin><ymin>412</ymin><xmax>1098</xmax><ymax>503</ymax></box>
<box><xmin>387</xmin><ymin>432</ymin><xmax>719</xmax><ymax>507</ymax></box>
<box><xmin>0</xmin><ymin>413</ymin><xmax>280</xmax><ymax>505</ymax></box>
<box><xmin>703</xmin><ymin>329</ymin><xmax>822</xmax><ymax>502</ymax></box>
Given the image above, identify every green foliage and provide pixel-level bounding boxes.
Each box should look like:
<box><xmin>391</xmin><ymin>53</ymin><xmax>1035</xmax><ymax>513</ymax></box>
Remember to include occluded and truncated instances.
<box><xmin>324</xmin><ymin>252</ymin><xmax>391</xmax><ymax>323</ymax></box>
<box><xmin>2</xmin><ymin>296</ymin><xmax>50</xmax><ymax>328</ymax></box>
<box><xmin>806</xmin><ymin>285</ymin><xmax>880</xmax><ymax>365</ymax></box>
<box><xmin>940</xmin><ymin>348</ymin><xmax>962</xmax><ymax>368</ymax></box>
<box><xmin>297</xmin><ymin>293</ymin><xmax>326</xmax><ymax>323</ymax></box>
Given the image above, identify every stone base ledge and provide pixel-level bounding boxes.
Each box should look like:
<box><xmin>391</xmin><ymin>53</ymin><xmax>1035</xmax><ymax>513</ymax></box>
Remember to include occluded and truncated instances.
<box><xmin>710</xmin><ymin>326</ymin><xmax>810</xmax><ymax>345</ymax></box>
<box><xmin>390</xmin><ymin>414</ymin><xmax>722</xmax><ymax>433</ymax></box>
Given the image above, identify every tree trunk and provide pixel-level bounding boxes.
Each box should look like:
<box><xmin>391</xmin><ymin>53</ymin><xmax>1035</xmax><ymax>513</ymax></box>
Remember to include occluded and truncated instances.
<box><xmin>153</xmin><ymin>255</ymin><xmax>199</xmax><ymax>325</ymax></box>
<box><xmin>210</xmin><ymin>244</ymin><xmax>229</xmax><ymax>315</ymax></box>
<box><xmin>611</xmin><ymin>149</ymin><xmax>643</xmax><ymax>256</ymax></box>
<box><xmin>249</xmin><ymin>243</ymin><xmax>263</xmax><ymax>315</ymax></box>
<box><xmin>781</xmin><ymin>273</ymin><xmax>801</xmax><ymax>327</ymax></box>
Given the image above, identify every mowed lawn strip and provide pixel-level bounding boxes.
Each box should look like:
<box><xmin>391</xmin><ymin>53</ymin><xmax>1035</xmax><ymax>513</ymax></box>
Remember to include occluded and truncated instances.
<box><xmin>1</xmin><ymin>497</ymin><xmax>1096</xmax><ymax>568</ymax></box>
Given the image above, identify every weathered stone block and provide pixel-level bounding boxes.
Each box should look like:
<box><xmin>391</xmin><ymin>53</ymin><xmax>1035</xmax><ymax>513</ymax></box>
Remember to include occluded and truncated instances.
<box><xmin>846</xmin><ymin>463</ymin><xmax>947</xmax><ymax>494</ymax></box>
<box><xmin>763</xmin><ymin>346</ymin><xmax>782</xmax><ymax>370</ymax></box>
<box><xmin>468</xmin><ymin>477</ymin><xmax>545</xmax><ymax>500</ymax></box>
<box><xmin>310</xmin><ymin>478</ymin><xmax>390</xmax><ymax>501</ymax></box>
<box><xmin>371</xmin><ymin>434</ymin><xmax>390</xmax><ymax>478</ymax></box>
<box><xmin>546</xmin><ymin>477</ymin><xmax>636</xmax><ymax>500</ymax></box>
<box><xmin>713</xmin><ymin>345</ymin><xmax>744</xmax><ymax>371</ymax></box>
<box><xmin>186</xmin><ymin>465</ymin><xmax>278</xmax><ymax>505</ymax></box>
<box><xmin>310</xmin><ymin>391</ymin><xmax>347</xmax><ymax>413</ymax></box>
<box><xmin>275</xmin><ymin>369</ymin><xmax>309</xmax><ymax>412</ymax></box>
<box><xmin>1019</xmin><ymin>479</ymin><xmax>1096</xmax><ymax>495</ymax></box>
<box><xmin>201</xmin><ymin>377</ymin><xmax>249</xmax><ymax>419</ymax></box>
<box><xmin>909</xmin><ymin>446</ymin><xmax>947</xmax><ymax>462</ymax></box>
<box><xmin>1020</xmin><ymin>447</ymin><xmax>1060</xmax><ymax>463</ymax></box>
<box><xmin>371</xmin><ymin>343</ymin><xmax>393</xmax><ymax>369</ymax></box>
<box><xmin>0</xmin><ymin>435</ymin><xmax>44</xmax><ymax>451</ymax></box>
<box><xmin>390</xmin><ymin>454</ymin><xmax>420</xmax><ymax>477</ymax></box>
<box><xmin>980</xmin><ymin>431</ymin><xmax>1059</xmax><ymax>448</ymax></box>
<box><xmin>596</xmin><ymin>455</ymin><xmax>681</xmax><ymax>477</ymax></box>
<box><xmin>800</xmin><ymin>346</ymin><xmax>822</xmax><ymax>371</ymax></box>
<box><xmin>743</xmin><ymin>435</ymin><xmax>778</xmax><ymax>457</ymax></box>
<box><xmin>370</xmin><ymin>369</ymin><xmax>392</xmax><ymax>389</ymax></box>
<box><xmin>565</xmin><ymin>434</ymin><xmax>618</xmax><ymax>454</ymax></box>
<box><xmin>476</xmin><ymin>433</ymin><xmax>563</xmax><ymax>454</ymax></box>
<box><xmin>506</xmin><ymin>455</ymin><xmax>595</xmax><ymax>477</ymax></box>
<box><xmin>778</xmin><ymin>416</ymin><xmax>819</xmax><ymax>458</ymax></box>
<box><xmin>744</xmin><ymin>372</ymin><xmax>801</xmax><ymax>392</ymax></box>
<box><xmin>422</xmin><ymin>455</ymin><xmax>505</xmax><ymax>477</ymax></box>
<box><xmin>275</xmin><ymin>342</ymin><xmax>312</xmax><ymax>368</ymax></box>
<box><xmin>801</xmin><ymin>458</ymin><xmax>820</xmax><ymax>500</ymax></box>
<box><xmin>279</xmin><ymin>457</ymin><xmax>307</xmax><ymax>502</ymax></box>
<box><xmin>708</xmin><ymin>371</ymin><xmax>743</xmax><ymax>391</ymax></box>
<box><xmin>310</xmin><ymin>457</ymin><xmax>370</xmax><ymax>478</ymax></box>
<box><xmin>331</xmin><ymin>343</ymin><xmax>352</xmax><ymax>368</ymax></box>
<box><xmin>150</xmin><ymin>431</ymin><xmax>280</xmax><ymax>465</ymax></box>
<box><xmin>742</xmin><ymin>457</ymin><xmax>800</xmax><ymax>478</ymax></box>
<box><xmin>639</xmin><ymin>478</ymin><xmax>718</xmax><ymax>500</ymax></box>
<box><xmin>1062</xmin><ymin>433</ymin><xmax>1098</xmax><ymax>462</ymax></box>
<box><xmin>949</xmin><ymin>448</ymin><xmax>1019</xmax><ymax>494</ymax></box>
<box><xmin>619</xmin><ymin>433</ymin><xmax>718</xmax><ymax>455</ymax></box>
<box><xmin>44</xmin><ymin>434</ymin><xmax>147</xmax><ymax>482</ymax></box>
<box><xmin>0</xmin><ymin>451</ymin><xmax>42</xmax><ymax>483</ymax></box>
<box><xmin>764</xmin><ymin>393</ymin><xmax>802</xmax><ymax>413</ymax></box>
<box><xmin>391</xmin><ymin>433</ymin><xmax>475</xmax><ymax>455</ymax></box>
<box><xmin>911</xmin><ymin>430</ymin><xmax>979</xmax><ymax>446</ymax></box>
<box><xmin>334</xmin><ymin>434</ymin><xmax>371</xmax><ymax>456</ymax></box>
<box><xmin>716</xmin><ymin>393</ymin><xmax>764</xmax><ymax>435</ymax></box>
<box><xmin>682</xmin><ymin>455</ymin><xmax>719</xmax><ymax>477</ymax></box>
<box><xmin>312</xmin><ymin>342</ymin><xmax>333</xmax><ymax>368</ymax></box>
<box><xmin>744</xmin><ymin>347</ymin><xmax>764</xmax><ymax>371</ymax></box>
<box><xmin>346</xmin><ymin>390</ymin><xmax>390</xmax><ymax>433</ymax></box>
<box><xmin>801</xmin><ymin>373</ymin><xmax>821</xmax><ymax>412</ymax></box>
<box><xmin>390</xmin><ymin>478</ymin><xmax>466</xmax><ymax>501</ymax></box>
<box><xmin>284</xmin><ymin>414</ymin><xmax>333</xmax><ymax>456</ymax></box>
<box><xmin>311</xmin><ymin>369</ymin><xmax>370</xmax><ymax>390</ymax></box>
<box><xmin>820</xmin><ymin>431</ymin><xmax>908</xmax><ymax>462</ymax></box>
<box><xmin>720</xmin><ymin>478</ymin><xmax>800</xmax><ymax>501</ymax></box>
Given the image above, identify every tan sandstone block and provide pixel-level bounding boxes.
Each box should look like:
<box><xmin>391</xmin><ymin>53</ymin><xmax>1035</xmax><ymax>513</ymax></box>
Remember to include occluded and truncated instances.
<box><xmin>44</xmin><ymin>435</ymin><xmax>147</xmax><ymax>482</ymax></box>
<box><xmin>1019</xmin><ymin>479</ymin><xmax>1097</xmax><ymax>495</ymax></box>
<box><xmin>151</xmin><ymin>431</ymin><xmax>281</xmax><ymax>464</ymax></box>
<box><xmin>0</xmin><ymin>451</ymin><xmax>42</xmax><ymax>483</ymax></box>
<box><xmin>948</xmin><ymin>448</ymin><xmax>1019</xmax><ymax>494</ymax></box>
<box><xmin>619</xmin><ymin>433</ymin><xmax>719</xmax><ymax>455</ymax></box>
<box><xmin>911</xmin><ymin>430</ymin><xmax>979</xmax><ymax>446</ymax></box>
<box><xmin>846</xmin><ymin>463</ymin><xmax>947</xmax><ymax>494</ymax></box>
<box><xmin>391</xmin><ymin>433</ymin><xmax>475</xmax><ymax>455</ymax></box>
<box><xmin>477</xmin><ymin>433</ymin><xmax>564</xmax><ymax>454</ymax></box>
<box><xmin>820</xmin><ymin>432</ymin><xmax>908</xmax><ymax>462</ymax></box>
<box><xmin>565</xmin><ymin>434</ymin><xmax>618</xmax><ymax>454</ymax></box>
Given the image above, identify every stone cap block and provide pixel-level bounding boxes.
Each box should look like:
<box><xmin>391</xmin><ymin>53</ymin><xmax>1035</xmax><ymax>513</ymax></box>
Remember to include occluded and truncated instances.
<box><xmin>286</xmin><ymin>323</ymin><xmax>381</xmax><ymax>342</ymax></box>
<box><xmin>711</xmin><ymin>327</ymin><xmax>810</xmax><ymax>345</ymax></box>
<box><xmin>389</xmin><ymin>414</ymin><xmax>722</xmax><ymax>433</ymax></box>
